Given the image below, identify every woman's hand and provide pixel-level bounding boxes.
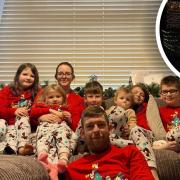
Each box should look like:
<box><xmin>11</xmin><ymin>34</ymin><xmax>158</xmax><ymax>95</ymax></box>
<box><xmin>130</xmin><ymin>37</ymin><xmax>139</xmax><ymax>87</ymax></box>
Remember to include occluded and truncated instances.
<box><xmin>38</xmin><ymin>114</ymin><xmax>61</xmax><ymax>123</ymax></box>
<box><xmin>49</xmin><ymin>109</ymin><xmax>71</xmax><ymax>123</ymax></box>
<box><xmin>62</xmin><ymin>111</ymin><xmax>71</xmax><ymax>123</ymax></box>
<box><xmin>15</xmin><ymin>107</ymin><xmax>29</xmax><ymax>117</ymax></box>
<box><xmin>49</xmin><ymin>109</ymin><xmax>63</xmax><ymax>118</ymax></box>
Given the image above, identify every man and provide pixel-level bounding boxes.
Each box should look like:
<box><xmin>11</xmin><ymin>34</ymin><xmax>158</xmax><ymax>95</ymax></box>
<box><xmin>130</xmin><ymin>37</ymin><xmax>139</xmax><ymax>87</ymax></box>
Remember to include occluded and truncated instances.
<box><xmin>64</xmin><ymin>106</ymin><xmax>154</xmax><ymax>180</ymax></box>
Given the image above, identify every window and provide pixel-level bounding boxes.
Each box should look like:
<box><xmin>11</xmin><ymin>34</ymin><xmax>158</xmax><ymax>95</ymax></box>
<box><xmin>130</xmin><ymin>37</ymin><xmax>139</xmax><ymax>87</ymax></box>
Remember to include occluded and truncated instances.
<box><xmin>0</xmin><ymin>0</ymin><xmax>172</xmax><ymax>88</ymax></box>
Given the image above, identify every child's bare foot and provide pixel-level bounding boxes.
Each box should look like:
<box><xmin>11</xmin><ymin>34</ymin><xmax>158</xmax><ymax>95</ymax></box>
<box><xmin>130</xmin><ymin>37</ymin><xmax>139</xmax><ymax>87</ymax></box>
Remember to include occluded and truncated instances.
<box><xmin>18</xmin><ymin>144</ymin><xmax>34</xmax><ymax>155</ymax></box>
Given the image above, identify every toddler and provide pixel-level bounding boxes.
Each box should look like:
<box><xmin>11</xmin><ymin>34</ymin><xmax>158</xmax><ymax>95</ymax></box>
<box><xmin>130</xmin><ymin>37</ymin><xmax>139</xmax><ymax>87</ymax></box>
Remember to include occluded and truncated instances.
<box><xmin>30</xmin><ymin>84</ymin><xmax>76</xmax><ymax>180</ymax></box>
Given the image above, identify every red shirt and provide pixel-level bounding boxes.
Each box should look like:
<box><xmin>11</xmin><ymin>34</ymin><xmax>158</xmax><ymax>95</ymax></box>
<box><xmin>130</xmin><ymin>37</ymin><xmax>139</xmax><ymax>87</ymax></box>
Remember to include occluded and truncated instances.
<box><xmin>159</xmin><ymin>106</ymin><xmax>180</xmax><ymax>132</ymax></box>
<box><xmin>34</xmin><ymin>89</ymin><xmax>85</xmax><ymax>131</ymax></box>
<box><xmin>0</xmin><ymin>86</ymin><xmax>33</xmax><ymax>125</ymax></box>
<box><xmin>67</xmin><ymin>91</ymin><xmax>85</xmax><ymax>131</ymax></box>
<box><xmin>65</xmin><ymin>145</ymin><xmax>154</xmax><ymax>180</ymax></box>
<box><xmin>136</xmin><ymin>103</ymin><xmax>151</xmax><ymax>130</ymax></box>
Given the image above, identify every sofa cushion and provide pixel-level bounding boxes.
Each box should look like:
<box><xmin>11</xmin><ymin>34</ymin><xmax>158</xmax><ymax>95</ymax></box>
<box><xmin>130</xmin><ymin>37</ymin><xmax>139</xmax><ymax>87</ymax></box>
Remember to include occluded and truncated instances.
<box><xmin>0</xmin><ymin>155</ymin><xmax>49</xmax><ymax>180</ymax></box>
<box><xmin>146</xmin><ymin>95</ymin><xmax>166</xmax><ymax>140</ymax></box>
<box><xmin>154</xmin><ymin>149</ymin><xmax>180</xmax><ymax>180</ymax></box>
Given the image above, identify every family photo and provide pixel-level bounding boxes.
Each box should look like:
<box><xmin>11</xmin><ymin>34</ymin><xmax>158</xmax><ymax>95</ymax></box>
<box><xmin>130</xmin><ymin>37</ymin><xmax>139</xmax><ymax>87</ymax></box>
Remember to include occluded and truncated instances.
<box><xmin>0</xmin><ymin>0</ymin><xmax>180</xmax><ymax>180</ymax></box>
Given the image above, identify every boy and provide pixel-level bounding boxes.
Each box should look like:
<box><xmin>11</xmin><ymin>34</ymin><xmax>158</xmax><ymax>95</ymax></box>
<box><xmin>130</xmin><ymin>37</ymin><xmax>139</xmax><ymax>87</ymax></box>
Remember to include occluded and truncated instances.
<box><xmin>157</xmin><ymin>75</ymin><xmax>180</xmax><ymax>152</ymax></box>
<box><xmin>75</xmin><ymin>81</ymin><xmax>104</xmax><ymax>154</ymax></box>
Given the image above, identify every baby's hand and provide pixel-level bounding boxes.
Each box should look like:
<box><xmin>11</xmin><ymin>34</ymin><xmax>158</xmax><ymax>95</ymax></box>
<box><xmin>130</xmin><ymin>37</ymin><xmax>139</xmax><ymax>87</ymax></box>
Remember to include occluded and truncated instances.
<box><xmin>15</xmin><ymin>107</ymin><xmax>29</xmax><ymax>117</ymax></box>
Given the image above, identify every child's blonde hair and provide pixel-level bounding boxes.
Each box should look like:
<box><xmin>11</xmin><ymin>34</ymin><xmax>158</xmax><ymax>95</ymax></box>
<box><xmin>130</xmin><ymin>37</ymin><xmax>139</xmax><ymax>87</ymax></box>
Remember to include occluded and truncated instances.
<box><xmin>114</xmin><ymin>87</ymin><xmax>134</xmax><ymax>107</ymax></box>
<box><xmin>39</xmin><ymin>84</ymin><xmax>67</xmax><ymax>105</ymax></box>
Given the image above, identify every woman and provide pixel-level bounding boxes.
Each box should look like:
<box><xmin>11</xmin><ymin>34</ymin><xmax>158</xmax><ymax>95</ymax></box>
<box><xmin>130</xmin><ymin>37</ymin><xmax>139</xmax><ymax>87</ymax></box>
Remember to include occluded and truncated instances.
<box><xmin>35</xmin><ymin>62</ymin><xmax>84</xmax><ymax>131</ymax></box>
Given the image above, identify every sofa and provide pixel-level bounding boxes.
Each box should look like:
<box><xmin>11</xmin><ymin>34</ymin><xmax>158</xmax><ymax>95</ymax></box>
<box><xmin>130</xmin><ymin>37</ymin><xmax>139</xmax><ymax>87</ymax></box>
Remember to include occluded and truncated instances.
<box><xmin>0</xmin><ymin>154</ymin><xmax>49</xmax><ymax>180</ymax></box>
<box><xmin>0</xmin><ymin>97</ymin><xmax>180</xmax><ymax>180</ymax></box>
<box><xmin>1</xmin><ymin>149</ymin><xmax>180</xmax><ymax>180</ymax></box>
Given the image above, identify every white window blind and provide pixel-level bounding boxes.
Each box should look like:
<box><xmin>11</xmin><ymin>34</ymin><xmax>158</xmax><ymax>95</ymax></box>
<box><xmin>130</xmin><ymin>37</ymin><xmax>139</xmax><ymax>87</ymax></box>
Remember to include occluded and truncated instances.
<box><xmin>0</xmin><ymin>0</ymin><xmax>5</xmax><ymax>19</ymax></box>
<box><xmin>0</xmin><ymin>0</ymin><xmax>172</xmax><ymax>89</ymax></box>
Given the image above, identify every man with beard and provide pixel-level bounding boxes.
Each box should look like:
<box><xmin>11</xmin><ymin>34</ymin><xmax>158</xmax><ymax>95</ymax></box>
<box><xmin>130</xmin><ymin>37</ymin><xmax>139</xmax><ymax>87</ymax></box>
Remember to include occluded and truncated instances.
<box><xmin>64</xmin><ymin>106</ymin><xmax>154</xmax><ymax>180</ymax></box>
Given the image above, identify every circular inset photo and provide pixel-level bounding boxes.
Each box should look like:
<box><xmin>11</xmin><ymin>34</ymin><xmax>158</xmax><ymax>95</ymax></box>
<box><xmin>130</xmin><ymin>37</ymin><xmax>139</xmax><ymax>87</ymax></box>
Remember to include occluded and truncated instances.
<box><xmin>156</xmin><ymin>0</ymin><xmax>180</xmax><ymax>77</ymax></box>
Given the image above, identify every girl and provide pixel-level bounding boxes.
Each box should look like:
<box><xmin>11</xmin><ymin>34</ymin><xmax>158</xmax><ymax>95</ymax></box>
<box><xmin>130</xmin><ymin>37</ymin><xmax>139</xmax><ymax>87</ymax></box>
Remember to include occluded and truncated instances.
<box><xmin>30</xmin><ymin>84</ymin><xmax>77</xmax><ymax>180</ymax></box>
<box><xmin>35</xmin><ymin>62</ymin><xmax>84</xmax><ymax>131</ymax></box>
<box><xmin>0</xmin><ymin>63</ymin><xmax>39</xmax><ymax>155</ymax></box>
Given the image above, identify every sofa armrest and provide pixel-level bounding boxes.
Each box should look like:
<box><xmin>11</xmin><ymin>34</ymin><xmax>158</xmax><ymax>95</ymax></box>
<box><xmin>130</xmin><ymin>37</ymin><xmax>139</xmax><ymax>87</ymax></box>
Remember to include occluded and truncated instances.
<box><xmin>154</xmin><ymin>149</ymin><xmax>180</xmax><ymax>180</ymax></box>
<box><xmin>0</xmin><ymin>155</ymin><xmax>49</xmax><ymax>180</ymax></box>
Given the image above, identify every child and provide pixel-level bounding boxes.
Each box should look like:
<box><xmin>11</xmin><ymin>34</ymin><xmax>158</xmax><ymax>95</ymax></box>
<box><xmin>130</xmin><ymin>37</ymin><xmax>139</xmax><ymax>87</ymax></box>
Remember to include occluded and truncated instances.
<box><xmin>0</xmin><ymin>63</ymin><xmax>39</xmax><ymax>155</ymax></box>
<box><xmin>106</xmin><ymin>87</ymin><xmax>136</xmax><ymax>142</ymax></box>
<box><xmin>30</xmin><ymin>84</ymin><xmax>77</xmax><ymax>180</ymax></box>
<box><xmin>75</xmin><ymin>81</ymin><xmax>104</xmax><ymax>154</ymax></box>
<box><xmin>155</xmin><ymin>75</ymin><xmax>180</xmax><ymax>151</ymax></box>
